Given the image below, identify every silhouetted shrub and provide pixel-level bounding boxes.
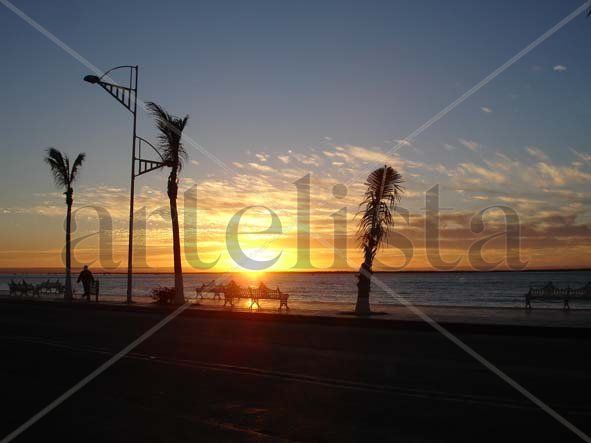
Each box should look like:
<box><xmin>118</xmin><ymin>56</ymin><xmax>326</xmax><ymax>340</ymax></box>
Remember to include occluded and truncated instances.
<box><xmin>151</xmin><ymin>286</ymin><xmax>176</xmax><ymax>304</ymax></box>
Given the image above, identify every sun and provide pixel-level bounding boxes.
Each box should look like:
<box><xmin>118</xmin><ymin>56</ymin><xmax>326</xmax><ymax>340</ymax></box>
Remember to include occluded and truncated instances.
<box><xmin>240</xmin><ymin>270</ymin><xmax>266</xmax><ymax>283</ymax></box>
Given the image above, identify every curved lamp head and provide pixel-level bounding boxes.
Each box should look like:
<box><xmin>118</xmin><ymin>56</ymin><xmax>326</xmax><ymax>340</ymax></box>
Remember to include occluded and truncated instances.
<box><xmin>83</xmin><ymin>75</ymin><xmax>100</xmax><ymax>84</ymax></box>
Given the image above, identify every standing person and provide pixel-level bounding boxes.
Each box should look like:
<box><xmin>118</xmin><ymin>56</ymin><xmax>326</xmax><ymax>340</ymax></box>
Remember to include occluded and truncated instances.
<box><xmin>77</xmin><ymin>265</ymin><xmax>95</xmax><ymax>301</ymax></box>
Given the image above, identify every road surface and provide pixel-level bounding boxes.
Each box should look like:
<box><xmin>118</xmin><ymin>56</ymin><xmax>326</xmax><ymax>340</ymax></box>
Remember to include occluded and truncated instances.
<box><xmin>0</xmin><ymin>301</ymin><xmax>590</xmax><ymax>442</ymax></box>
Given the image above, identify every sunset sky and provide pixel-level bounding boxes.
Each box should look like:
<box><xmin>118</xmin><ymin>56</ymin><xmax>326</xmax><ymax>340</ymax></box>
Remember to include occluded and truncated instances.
<box><xmin>1</xmin><ymin>0</ymin><xmax>591</xmax><ymax>272</ymax></box>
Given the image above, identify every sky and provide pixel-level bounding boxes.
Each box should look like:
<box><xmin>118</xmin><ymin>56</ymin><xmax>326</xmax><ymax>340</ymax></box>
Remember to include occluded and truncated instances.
<box><xmin>1</xmin><ymin>0</ymin><xmax>591</xmax><ymax>272</ymax></box>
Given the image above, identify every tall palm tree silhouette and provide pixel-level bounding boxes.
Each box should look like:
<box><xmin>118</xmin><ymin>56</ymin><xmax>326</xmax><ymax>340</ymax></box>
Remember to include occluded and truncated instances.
<box><xmin>355</xmin><ymin>165</ymin><xmax>403</xmax><ymax>314</ymax></box>
<box><xmin>44</xmin><ymin>148</ymin><xmax>86</xmax><ymax>300</ymax></box>
<box><xmin>146</xmin><ymin>102</ymin><xmax>189</xmax><ymax>304</ymax></box>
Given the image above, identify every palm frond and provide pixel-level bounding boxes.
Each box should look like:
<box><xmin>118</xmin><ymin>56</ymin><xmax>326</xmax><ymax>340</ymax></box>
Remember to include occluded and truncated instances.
<box><xmin>70</xmin><ymin>153</ymin><xmax>86</xmax><ymax>183</ymax></box>
<box><xmin>356</xmin><ymin>165</ymin><xmax>404</xmax><ymax>264</ymax></box>
<box><xmin>44</xmin><ymin>148</ymin><xmax>69</xmax><ymax>189</ymax></box>
<box><xmin>146</xmin><ymin>101</ymin><xmax>189</xmax><ymax>171</ymax></box>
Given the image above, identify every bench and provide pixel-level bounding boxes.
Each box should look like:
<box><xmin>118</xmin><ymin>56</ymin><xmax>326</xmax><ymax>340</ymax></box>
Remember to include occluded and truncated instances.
<box><xmin>9</xmin><ymin>280</ymin><xmax>36</xmax><ymax>296</ymax></box>
<box><xmin>37</xmin><ymin>280</ymin><xmax>65</xmax><ymax>297</ymax></box>
<box><xmin>249</xmin><ymin>286</ymin><xmax>289</xmax><ymax>311</ymax></box>
<box><xmin>88</xmin><ymin>280</ymin><xmax>100</xmax><ymax>301</ymax></box>
<box><xmin>525</xmin><ymin>282</ymin><xmax>591</xmax><ymax>310</ymax></box>
<box><xmin>222</xmin><ymin>282</ymin><xmax>289</xmax><ymax>311</ymax></box>
<box><xmin>222</xmin><ymin>286</ymin><xmax>250</xmax><ymax>308</ymax></box>
<box><xmin>195</xmin><ymin>282</ymin><xmax>224</xmax><ymax>300</ymax></box>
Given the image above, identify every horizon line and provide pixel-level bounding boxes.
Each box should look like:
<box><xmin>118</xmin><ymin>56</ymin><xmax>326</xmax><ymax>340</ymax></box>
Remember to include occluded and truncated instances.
<box><xmin>0</xmin><ymin>267</ymin><xmax>590</xmax><ymax>275</ymax></box>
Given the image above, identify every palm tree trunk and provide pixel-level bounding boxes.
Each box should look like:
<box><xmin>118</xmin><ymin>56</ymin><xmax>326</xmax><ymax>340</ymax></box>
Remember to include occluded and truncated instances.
<box><xmin>168</xmin><ymin>171</ymin><xmax>185</xmax><ymax>304</ymax></box>
<box><xmin>355</xmin><ymin>250</ymin><xmax>373</xmax><ymax>315</ymax></box>
<box><xmin>65</xmin><ymin>190</ymin><xmax>73</xmax><ymax>301</ymax></box>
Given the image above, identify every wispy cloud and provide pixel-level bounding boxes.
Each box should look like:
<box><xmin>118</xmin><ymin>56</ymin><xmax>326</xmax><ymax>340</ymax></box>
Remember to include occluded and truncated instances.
<box><xmin>292</xmin><ymin>153</ymin><xmax>322</xmax><ymax>167</ymax></box>
<box><xmin>553</xmin><ymin>64</ymin><xmax>567</xmax><ymax>72</ymax></box>
<box><xmin>457</xmin><ymin>163</ymin><xmax>507</xmax><ymax>184</ymax></box>
<box><xmin>525</xmin><ymin>146</ymin><xmax>549</xmax><ymax>161</ymax></box>
<box><xmin>536</xmin><ymin>162</ymin><xmax>591</xmax><ymax>186</ymax></box>
<box><xmin>459</xmin><ymin>139</ymin><xmax>480</xmax><ymax>152</ymax></box>
<box><xmin>277</xmin><ymin>155</ymin><xmax>290</xmax><ymax>164</ymax></box>
<box><xmin>569</xmin><ymin>148</ymin><xmax>591</xmax><ymax>163</ymax></box>
<box><xmin>247</xmin><ymin>162</ymin><xmax>274</xmax><ymax>172</ymax></box>
<box><xmin>480</xmin><ymin>107</ymin><xmax>493</xmax><ymax>113</ymax></box>
<box><xmin>8</xmin><ymin>133</ymin><xmax>591</xmax><ymax>271</ymax></box>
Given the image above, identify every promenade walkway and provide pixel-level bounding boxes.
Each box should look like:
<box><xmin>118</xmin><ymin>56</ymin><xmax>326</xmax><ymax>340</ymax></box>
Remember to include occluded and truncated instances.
<box><xmin>2</xmin><ymin>293</ymin><xmax>591</xmax><ymax>329</ymax></box>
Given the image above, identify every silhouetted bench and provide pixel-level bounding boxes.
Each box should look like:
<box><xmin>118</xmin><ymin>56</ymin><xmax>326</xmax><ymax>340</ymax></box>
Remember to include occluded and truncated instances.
<box><xmin>89</xmin><ymin>280</ymin><xmax>100</xmax><ymax>301</ymax></box>
<box><xmin>222</xmin><ymin>286</ymin><xmax>250</xmax><ymax>308</ymax></box>
<box><xmin>37</xmin><ymin>280</ymin><xmax>65</xmax><ymax>297</ymax></box>
<box><xmin>195</xmin><ymin>282</ymin><xmax>224</xmax><ymax>300</ymax></box>
<box><xmin>248</xmin><ymin>286</ymin><xmax>289</xmax><ymax>311</ymax></box>
<box><xmin>221</xmin><ymin>282</ymin><xmax>289</xmax><ymax>311</ymax></box>
<box><xmin>9</xmin><ymin>280</ymin><xmax>36</xmax><ymax>296</ymax></box>
<box><xmin>525</xmin><ymin>282</ymin><xmax>591</xmax><ymax>310</ymax></box>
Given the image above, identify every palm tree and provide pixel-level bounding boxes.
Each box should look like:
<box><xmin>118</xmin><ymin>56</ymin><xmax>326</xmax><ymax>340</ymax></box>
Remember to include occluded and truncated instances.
<box><xmin>355</xmin><ymin>165</ymin><xmax>403</xmax><ymax>314</ymax></box>
<box><xmin>146</xmin><ymin>102</ymin><xmax>189</xmax><ymax>304</ymax></box>
<box><xmin>44</xmin><ymin>148</ymin><xmax>86</xmax><ymax>301</ymax></box>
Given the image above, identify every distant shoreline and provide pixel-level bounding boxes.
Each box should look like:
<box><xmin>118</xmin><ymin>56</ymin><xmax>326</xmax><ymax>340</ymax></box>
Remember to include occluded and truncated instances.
<box><xmin>1</xmin><ymin>268</ymin><xmax>590</xmax><ymax>275</ymax></box>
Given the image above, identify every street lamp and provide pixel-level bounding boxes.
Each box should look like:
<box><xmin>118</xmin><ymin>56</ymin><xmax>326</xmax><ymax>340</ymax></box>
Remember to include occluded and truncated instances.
<box><xmin>84</xmin><ymin>66</ymin><xmax>165</xmax><ymax>303</ymax></box>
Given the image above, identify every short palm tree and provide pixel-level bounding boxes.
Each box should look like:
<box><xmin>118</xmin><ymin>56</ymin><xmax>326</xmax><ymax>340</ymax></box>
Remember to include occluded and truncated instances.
<box><xmin>146</xmin><ymin>102</ymin><xmax>189</xmax><ymax>304</ymax></box>
<box><xmin>355</xmin><ymin>165</ymin><xmax>403</xmax><ymax>314</ymax></box>
<box><xmin>44</xmin><ymin>148</ymin><xmax>86</xmax><ymax>301</ymax></box>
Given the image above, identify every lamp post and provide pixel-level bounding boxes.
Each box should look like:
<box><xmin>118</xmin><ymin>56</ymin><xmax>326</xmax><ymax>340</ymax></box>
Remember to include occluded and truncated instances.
<box><xmin>84</xmin><ymin>66</ymin><xmax>165</xmax><ymax>303</ymax></box>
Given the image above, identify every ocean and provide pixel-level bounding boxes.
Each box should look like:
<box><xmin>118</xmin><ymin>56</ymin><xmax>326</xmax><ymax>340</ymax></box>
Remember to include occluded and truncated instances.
<box><xmin>2</xmin><ymin>270</ymin><xmax>590</xmax><ymax>308</ymax></box>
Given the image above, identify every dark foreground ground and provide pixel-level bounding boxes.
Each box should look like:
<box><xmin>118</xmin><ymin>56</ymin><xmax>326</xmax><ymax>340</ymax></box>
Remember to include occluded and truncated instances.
<box><xmin>1</xmin><ymin>301</ymin><xmax>591</xmax><ymax>442</ymax></box>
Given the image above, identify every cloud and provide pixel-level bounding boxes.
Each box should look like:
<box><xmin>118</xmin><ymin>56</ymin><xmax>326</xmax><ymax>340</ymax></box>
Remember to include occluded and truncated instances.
<box><xmin>553</xmin><ymin>65</ymin><xmax>567</xmax><ymax>72</ymax></box>
<box><xmin>536</xmin><ymin>162</ymin><xmax>591</xmax><ymax>187</ymax></box>
<box><xmin>459</xmin><ymin>139</ymin><xmax>479</xmax><ymax>152</ymax></box>
<box><xmin>292</xmin><ymin>153</ymin><xmax>322</xmax><ymax>167</ymax></box>
<box><xmin>347</xmin><ymin>146</ymin><xmax>391</xmax><ymax>163</ymax></box>
<box><xmin>457</xmin><ymin>163</ymin><xmax>507</xmax><ymax>184</ymax></box>
<box><xmin>570</xmin><ymin>148</ymin><xmax>591</xmax><ymax>163</ymax></box>
<box><xmin>393</xmin><ymin>139</ymin><xmax>412</xmax><ymax>147</ymax></box>
<box><xmin>447</xmin><ymin>144</ymin><xmax>591</xmax><ymax>209</ymax></box>
<box><xmin>190</xmin><ymin>159</ymin><xmax>200</xmax><ymax>166</ymax></box>
<box><xmin>12</xmin><ymin>137</ymin><xmax>591</xmax><ymax>272</ymax></box>
<box><xmin>247</xmin><ymin>162</ymin><xmax>274</xmax><ymax>172</ymax></box>
<box><xmin>255</xmin><ymin>153</ymin><xmax>269</xmax><ymax>162</ymax></box>
<box><xmin>525</xmin><ymin>146</ymin><xmax>549</xmax><ymax>161</ymax></box>
<box><xmin>480</xmin><ymin>107</ymin><xmax>493</xmax><ymax>113</ymax></box>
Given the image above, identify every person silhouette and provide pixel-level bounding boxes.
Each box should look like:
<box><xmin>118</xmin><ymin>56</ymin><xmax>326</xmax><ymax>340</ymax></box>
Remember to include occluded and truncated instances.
<box><xmin>77</xmin><ymin>265</ymin><xmax>95</xmax><ymax>301</ymax></box>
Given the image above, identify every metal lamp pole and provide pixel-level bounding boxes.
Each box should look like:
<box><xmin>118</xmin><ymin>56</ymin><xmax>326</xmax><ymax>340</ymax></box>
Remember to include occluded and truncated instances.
<box><xmin>84</xmin><ymin>66</ymin><xmax>165</xmax><ymax>303</ymax></box>
<box><xmin>126</xmin><ymin>66</ymin><xmax>138</xmax><ymax>304</ymax></box>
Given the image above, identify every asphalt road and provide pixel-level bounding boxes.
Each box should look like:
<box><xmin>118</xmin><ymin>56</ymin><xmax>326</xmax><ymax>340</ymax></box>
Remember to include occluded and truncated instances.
<box><xmin>1</xmin><ymin>301</ymin><xmax>590</xmax><ymax>442</ymax></box>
